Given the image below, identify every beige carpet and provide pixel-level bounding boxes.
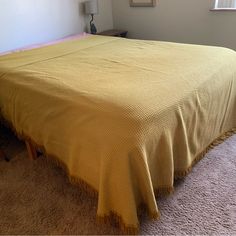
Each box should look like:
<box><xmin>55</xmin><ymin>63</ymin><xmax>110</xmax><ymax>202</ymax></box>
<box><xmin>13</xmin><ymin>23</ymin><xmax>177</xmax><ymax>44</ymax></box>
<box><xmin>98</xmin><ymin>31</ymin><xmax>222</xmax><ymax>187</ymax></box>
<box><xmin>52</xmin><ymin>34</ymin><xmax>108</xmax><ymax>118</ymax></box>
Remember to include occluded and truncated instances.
<box><xmin>0</xmin><ymin>127</ymin><xmax>236</xmax><ymax>235</ymax></box>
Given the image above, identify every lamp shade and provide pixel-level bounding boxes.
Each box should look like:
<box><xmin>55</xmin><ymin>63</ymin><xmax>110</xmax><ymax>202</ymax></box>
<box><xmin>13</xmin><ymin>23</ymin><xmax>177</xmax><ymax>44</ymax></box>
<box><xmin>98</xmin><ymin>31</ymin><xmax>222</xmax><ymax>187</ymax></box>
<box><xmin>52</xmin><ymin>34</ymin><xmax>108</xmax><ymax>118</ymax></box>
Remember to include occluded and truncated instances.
<box><xmin>85</xmin><ymin>0</ymin><xmax>98</xmax><ymax>15</ymax></box>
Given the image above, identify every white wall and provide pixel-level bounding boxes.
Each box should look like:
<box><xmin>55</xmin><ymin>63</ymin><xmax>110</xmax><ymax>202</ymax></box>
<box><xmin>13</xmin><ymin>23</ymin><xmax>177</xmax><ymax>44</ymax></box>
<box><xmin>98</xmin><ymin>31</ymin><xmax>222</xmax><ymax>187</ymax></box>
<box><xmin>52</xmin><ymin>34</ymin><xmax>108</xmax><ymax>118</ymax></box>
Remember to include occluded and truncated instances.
<box><xmin>112</xmin><ymin>0</ymin><xmax>236</xmax><ymax>50</ymax></box>
<box><xmin>94</xmin><ymin>0</ymin><xmax>113</xmax><ymax>33</ymax></box>
<box><xmin>0</xmin><ymin>0</ymin><xmax>113</xmax><ymax>53</ymax></box>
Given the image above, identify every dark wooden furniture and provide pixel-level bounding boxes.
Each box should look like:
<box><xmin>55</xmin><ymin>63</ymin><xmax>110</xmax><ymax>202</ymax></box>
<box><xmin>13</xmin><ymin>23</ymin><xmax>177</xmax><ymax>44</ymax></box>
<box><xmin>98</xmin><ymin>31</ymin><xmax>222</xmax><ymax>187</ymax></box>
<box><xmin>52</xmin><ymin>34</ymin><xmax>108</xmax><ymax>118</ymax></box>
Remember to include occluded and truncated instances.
<box><xmin>98</xmin><ymin>29</ymin><xmax>128</xmax><ymax>38</ymax></box>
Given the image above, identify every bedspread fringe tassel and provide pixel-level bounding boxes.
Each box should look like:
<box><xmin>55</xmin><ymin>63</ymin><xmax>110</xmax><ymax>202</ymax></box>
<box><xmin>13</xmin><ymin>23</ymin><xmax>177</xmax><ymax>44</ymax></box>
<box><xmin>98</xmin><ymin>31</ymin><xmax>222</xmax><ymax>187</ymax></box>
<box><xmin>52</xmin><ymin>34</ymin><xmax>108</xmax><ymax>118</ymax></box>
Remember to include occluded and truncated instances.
<box><xmin>174</xmin><ymin>128</ymin><xmax>236</xmax><ymax>179</ymax></box>
<box><xmin>1</xmin><ymin>115</ymin><xmax>236</xmax><ymax>234</ymax></box>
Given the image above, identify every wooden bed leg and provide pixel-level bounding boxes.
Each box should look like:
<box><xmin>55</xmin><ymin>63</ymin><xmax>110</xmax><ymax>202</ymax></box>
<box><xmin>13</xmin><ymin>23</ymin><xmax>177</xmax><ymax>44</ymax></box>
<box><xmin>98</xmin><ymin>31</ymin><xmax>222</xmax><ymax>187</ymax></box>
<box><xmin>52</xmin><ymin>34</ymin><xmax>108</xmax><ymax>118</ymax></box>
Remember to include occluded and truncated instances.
<box><xmin>25</xmin><ymin>141</ymin><xmax>37</xmax><ymax>160</ymax></box>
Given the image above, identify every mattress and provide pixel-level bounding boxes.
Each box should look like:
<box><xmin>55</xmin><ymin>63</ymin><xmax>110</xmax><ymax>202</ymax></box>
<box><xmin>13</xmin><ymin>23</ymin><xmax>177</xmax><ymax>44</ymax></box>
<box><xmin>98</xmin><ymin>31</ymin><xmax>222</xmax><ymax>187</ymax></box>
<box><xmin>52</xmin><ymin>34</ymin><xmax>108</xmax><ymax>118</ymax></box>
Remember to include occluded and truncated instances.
<box><xmin>0</xmin><ymin>35</ymin><xmax>236</xmax><ymax>232</ymax></box>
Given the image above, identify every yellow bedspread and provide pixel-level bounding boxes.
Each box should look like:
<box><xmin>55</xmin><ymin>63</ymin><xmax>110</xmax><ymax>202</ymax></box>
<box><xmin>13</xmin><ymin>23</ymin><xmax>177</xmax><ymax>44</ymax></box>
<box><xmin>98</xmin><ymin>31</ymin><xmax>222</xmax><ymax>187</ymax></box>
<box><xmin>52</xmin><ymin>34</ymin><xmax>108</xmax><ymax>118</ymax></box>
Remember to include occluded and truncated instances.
<box><xmin>0</xmin><ymin>35</ymin><xmax>236</xmax><ymax>231</ymax></box>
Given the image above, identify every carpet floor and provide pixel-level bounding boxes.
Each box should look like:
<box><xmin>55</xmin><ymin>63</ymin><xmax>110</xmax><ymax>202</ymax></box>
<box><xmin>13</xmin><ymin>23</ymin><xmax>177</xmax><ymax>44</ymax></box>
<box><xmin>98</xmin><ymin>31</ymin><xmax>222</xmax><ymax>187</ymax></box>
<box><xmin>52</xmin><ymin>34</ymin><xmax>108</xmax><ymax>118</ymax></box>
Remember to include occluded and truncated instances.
<box><xmin>0</xmin><ymin>128</ymin><xmax>236</xmax><ymax>235</ymax></box>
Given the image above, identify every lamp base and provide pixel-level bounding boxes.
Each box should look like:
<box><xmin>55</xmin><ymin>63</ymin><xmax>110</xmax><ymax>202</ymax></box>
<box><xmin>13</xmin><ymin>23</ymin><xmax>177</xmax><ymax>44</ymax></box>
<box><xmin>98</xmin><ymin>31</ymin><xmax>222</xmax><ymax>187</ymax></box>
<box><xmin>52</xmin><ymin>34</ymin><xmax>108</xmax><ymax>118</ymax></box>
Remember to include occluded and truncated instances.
<box><xmin>89</xmin><ymin>14</ymin><xmax>97</xmax><ymax>35</ymax></box>
<box><xmin>90</xmin><ymin>23</ymin><xmax>97</xmax><ymax>35</ymax></box>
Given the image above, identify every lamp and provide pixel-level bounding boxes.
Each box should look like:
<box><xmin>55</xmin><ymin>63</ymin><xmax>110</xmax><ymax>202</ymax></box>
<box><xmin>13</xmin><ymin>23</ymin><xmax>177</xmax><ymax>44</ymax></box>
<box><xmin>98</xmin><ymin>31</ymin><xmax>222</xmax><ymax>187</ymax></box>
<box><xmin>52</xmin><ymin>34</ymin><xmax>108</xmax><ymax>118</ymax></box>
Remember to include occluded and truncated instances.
<box><xmin>85</xmin><ymin>0</ymin><xmax>98</xmax><ymax>34</ymax></box>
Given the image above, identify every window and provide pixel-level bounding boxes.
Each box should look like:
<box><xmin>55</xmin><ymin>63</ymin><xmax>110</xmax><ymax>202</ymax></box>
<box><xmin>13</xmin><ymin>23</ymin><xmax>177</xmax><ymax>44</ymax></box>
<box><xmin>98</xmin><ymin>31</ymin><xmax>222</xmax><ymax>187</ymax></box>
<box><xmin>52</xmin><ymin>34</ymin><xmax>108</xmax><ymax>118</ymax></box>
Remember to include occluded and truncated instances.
<box><xmin>214</xmin><ymin>0</ymin><xmax>236</xmax><ymax>9</ymax></box>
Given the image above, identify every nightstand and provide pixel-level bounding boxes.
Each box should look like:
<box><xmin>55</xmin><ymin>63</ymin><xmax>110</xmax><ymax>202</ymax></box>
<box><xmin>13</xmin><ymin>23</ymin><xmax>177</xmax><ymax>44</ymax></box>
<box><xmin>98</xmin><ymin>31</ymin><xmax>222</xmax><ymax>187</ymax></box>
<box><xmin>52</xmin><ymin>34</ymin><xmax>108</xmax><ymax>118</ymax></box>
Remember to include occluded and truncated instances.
<box><xmin>98</xmin><ymin>29</ymin><xmax>128</xmax><ymax>38</ymax></box>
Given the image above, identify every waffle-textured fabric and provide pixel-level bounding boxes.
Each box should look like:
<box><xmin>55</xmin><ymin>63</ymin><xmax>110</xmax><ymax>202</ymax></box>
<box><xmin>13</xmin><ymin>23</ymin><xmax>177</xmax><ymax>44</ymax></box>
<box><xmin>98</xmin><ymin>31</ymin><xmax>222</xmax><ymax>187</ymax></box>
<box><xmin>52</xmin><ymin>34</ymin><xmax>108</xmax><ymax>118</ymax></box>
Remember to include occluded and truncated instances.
<box><xmin>0</xmin><ymin>35</ymin><xmax>236</xmax><ymax>230</ymax></box>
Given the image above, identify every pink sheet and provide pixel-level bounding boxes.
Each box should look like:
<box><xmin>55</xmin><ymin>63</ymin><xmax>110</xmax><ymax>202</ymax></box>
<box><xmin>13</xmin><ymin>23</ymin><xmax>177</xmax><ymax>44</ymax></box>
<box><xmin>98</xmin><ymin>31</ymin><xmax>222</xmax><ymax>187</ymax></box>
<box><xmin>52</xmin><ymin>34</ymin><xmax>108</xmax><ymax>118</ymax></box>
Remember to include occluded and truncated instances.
<box><xmin>0</xmin><ymin>32</ymin><xmax>90</xmax><ymax>56</ymax></box>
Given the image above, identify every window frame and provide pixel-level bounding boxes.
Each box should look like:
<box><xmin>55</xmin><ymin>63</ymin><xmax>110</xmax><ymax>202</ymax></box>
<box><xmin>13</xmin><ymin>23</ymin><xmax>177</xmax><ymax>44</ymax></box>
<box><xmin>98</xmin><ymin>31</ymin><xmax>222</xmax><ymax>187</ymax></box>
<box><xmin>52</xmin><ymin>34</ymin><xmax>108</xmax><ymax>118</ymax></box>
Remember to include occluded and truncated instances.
<box><xmin>212</xmin><ymin>0</ymin><xmax>236</xmax><ymax>11</ymax></box>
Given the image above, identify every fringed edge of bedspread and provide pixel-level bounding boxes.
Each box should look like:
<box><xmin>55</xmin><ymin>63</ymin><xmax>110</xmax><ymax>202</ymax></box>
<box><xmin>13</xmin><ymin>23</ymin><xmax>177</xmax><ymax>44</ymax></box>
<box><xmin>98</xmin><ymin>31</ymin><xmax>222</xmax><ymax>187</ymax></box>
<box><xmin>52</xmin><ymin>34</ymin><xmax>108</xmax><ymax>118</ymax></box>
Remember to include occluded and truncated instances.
<box><xmin>174</xmin><ymin>128</ymin><xmax>236</xmax><ymax>179</ymax></box>
<box><xmin>1</xmin><ymin>115</ymin><xmax>235</xmax><ymax>234</ymax></box>
<box><xmin>0</xmin><ymin>115</ymin><xmax>153</xmax><ymax>234</ymax></box>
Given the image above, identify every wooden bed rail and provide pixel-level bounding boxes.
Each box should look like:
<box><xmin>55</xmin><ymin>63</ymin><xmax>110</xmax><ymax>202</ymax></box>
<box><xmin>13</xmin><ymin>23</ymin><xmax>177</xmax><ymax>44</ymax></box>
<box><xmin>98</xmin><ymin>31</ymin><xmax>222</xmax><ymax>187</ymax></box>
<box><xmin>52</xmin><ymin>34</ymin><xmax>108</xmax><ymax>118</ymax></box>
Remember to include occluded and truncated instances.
<box><xmin>25</xmin><ymin>140</ymin><xmax>38</xmax><ymax>160</ymax></box>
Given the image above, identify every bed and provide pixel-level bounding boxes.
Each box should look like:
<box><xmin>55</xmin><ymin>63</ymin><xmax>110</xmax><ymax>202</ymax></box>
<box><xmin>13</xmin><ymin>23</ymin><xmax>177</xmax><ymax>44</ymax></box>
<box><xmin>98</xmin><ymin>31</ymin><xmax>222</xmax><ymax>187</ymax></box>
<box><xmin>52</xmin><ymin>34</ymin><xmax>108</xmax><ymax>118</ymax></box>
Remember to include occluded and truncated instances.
<box><xmin>0</xmin><ymin>35</ymin><xmax>236</xmax><ymax>233</ymax></box>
